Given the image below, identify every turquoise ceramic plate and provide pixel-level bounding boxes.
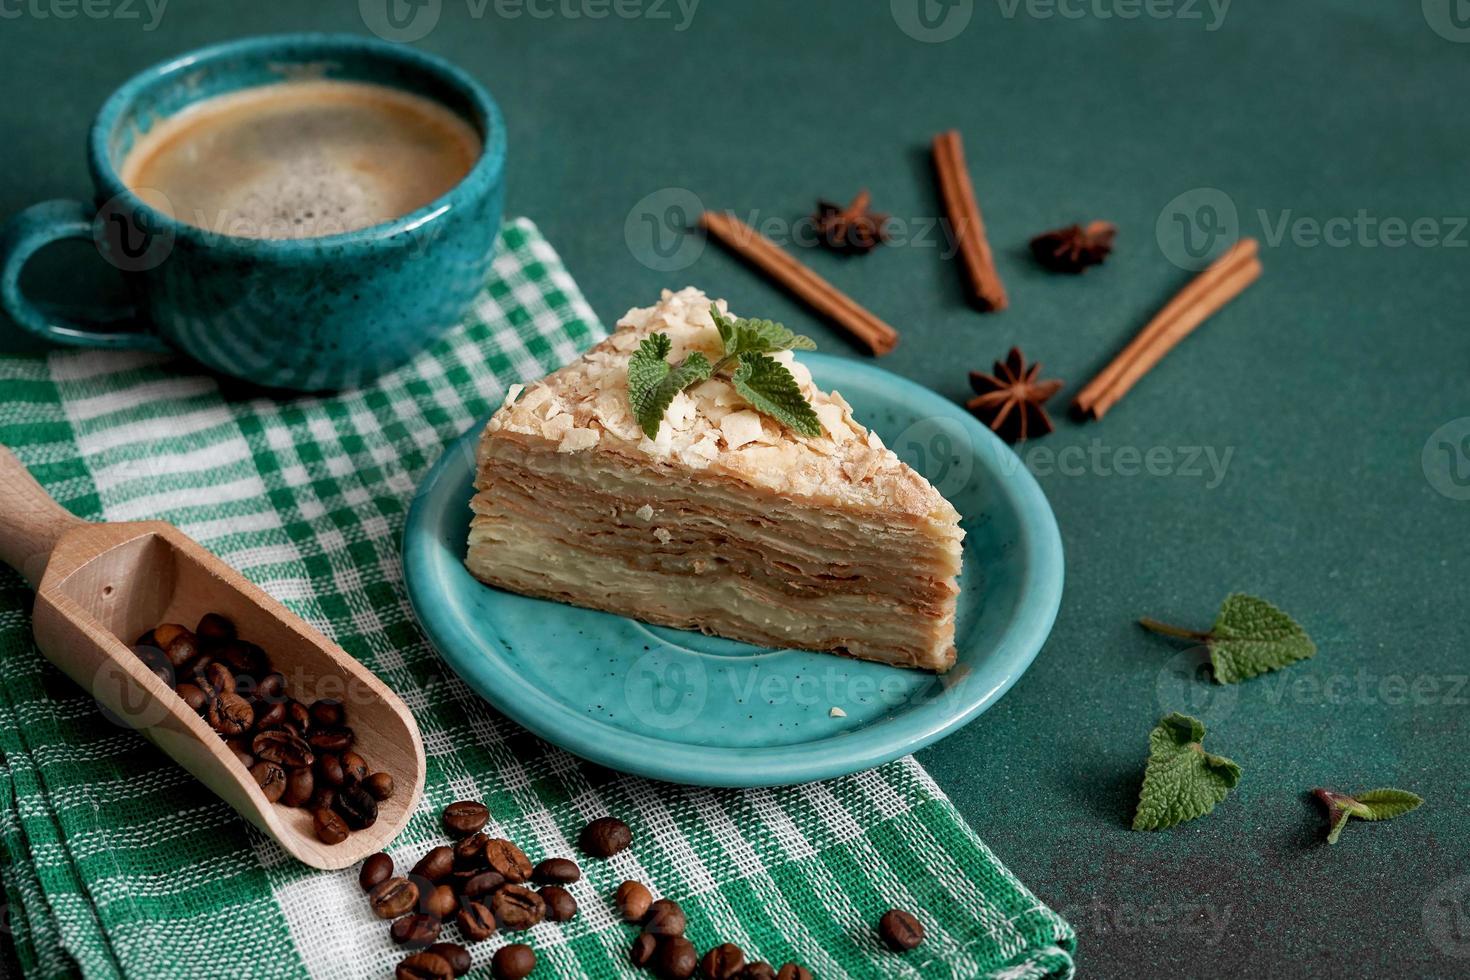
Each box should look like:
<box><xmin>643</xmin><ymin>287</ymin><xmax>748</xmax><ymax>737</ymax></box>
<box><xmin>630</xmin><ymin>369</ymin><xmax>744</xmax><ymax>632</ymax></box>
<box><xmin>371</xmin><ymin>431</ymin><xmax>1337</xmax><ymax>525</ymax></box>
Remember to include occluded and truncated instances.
<box><xmin>403</xmin><ymin>354</ymin><xmax>1063</xmax><ymax>787</ymax></box>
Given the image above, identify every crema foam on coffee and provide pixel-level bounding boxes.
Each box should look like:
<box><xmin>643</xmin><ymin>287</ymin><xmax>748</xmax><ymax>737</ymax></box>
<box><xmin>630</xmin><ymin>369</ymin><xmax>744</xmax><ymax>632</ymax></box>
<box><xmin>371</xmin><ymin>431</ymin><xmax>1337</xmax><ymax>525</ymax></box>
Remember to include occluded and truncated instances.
<box><xmin>119</xmin><ymin>80</ymin><xmax>482</xmax><ymax>240</ymax></box>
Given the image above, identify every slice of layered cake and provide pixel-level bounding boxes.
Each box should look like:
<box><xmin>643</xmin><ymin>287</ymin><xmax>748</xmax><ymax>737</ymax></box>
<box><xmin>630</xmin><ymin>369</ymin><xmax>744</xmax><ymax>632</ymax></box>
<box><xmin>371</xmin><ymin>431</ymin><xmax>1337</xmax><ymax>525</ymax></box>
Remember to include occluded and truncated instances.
<box><xmin>465</xmin><ymin>288</ymin><xmax>964</xmax><ymax>671</ymax></box>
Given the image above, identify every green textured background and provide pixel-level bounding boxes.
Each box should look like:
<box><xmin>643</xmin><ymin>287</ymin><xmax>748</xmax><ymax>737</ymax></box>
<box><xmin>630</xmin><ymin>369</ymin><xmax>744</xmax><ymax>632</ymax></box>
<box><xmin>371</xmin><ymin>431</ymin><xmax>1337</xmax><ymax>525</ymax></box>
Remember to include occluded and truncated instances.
<box><xmin>2</xmin><ymin>1</ymin><xmax>1467</xmax><ymax>976</ymax></box>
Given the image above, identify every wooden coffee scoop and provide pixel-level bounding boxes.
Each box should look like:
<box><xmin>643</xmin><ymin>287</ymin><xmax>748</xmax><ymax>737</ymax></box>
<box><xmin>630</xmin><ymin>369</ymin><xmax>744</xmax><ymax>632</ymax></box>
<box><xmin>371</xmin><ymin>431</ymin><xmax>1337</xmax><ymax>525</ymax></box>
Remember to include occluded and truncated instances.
<box><xmin>0</xmin><ymin>445</ymin><xmax>424</xmax><ymax>870</ymax></box>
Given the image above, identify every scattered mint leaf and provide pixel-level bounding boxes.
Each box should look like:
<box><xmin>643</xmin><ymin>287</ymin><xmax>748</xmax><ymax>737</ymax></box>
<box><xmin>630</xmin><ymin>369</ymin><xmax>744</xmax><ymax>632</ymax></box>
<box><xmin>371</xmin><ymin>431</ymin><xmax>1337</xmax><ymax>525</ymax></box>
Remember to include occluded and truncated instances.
<box><xmin>1315</xmin><ymin>787</ymin><xmax>1423</xmax><ymax>844</ymax></box>
<box><xmin>1357</xmin><ymin>788</ymin><xmax>1425</xmax><ymax>820</ymax></box>
<box><xmin>710</xmin><ymin>305</ymin><xmax>816</xmax><ymax>356</ymax></box>
<box><xmin>1140</xmin><ymin>593</ymin><xmax>1316</xmax><ymax>684</ymax></box>
<box><xmin>731</xmin><ymin>353</ymin><xmax>823</xmax><ymax>438</ymax></box>
<box><xmin>623</xmin><ymin>309</ymin><xmax>824</xmax><ymax>440</ymax></box>
<box><xmin>626</xmin><ymin>333</ymin><xmax>712</xmax><ymax>439</ymax></box>
<box><xmin>1132</xmin><ymin>712</ymin><xmax>1241</xmax><ymax>831</ymax></box>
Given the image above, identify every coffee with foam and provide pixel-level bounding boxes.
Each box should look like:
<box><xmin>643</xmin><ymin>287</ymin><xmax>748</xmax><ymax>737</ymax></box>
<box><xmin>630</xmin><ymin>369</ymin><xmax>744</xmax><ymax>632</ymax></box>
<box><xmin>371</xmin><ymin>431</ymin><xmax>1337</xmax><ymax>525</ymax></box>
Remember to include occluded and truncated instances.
<box><xmin>120</xmin><ymin>80</ymin><xmax>482</xmax><ymax>240</ymax></box>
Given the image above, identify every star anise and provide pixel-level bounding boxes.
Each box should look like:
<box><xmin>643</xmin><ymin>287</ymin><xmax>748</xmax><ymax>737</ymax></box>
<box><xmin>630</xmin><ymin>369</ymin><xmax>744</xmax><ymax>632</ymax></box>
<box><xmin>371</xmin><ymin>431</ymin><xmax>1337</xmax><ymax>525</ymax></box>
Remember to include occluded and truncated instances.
<box><xmin>967</xmin><ymin>348</ymin><xmax>1064</xmax><ymax>443</ymax></box>
<box><xmin>1030</xmin><ymin>220</ymin><xmax>1116</xmax><ymax>273</ymax></box>
<box><xmin>812</xmin><ymin>191</ymin><xmax>889</xmax><ymax>254</ymax></box>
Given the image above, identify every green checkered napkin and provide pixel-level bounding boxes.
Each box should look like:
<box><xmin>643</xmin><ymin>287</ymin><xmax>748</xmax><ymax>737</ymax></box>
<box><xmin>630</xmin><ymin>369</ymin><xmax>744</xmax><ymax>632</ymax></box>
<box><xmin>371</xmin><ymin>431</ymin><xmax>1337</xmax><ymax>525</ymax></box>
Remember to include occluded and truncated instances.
<box><xmin>0</xmin><ymin>218</ymin><xmax>1075</xmax><ymax>980</ymax></box>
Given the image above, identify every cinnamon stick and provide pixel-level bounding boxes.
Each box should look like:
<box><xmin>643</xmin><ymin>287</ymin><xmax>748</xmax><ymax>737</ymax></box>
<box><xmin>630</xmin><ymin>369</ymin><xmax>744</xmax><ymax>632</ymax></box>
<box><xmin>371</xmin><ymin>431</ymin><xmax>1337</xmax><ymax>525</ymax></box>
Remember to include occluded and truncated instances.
<box><xmin>1074</xmin><ymin>239</ymin><xmax>1262</xmax><ymax>419</ymax></box>
<box><xmin>931</xmin><ymin>130</ymin><xmax>1007</xmax><ymax>311</ymax></box>
<box><xmin>698</xmin><ymin>210</ymin><xmax>899</xmax><ymax>356</ymax></box>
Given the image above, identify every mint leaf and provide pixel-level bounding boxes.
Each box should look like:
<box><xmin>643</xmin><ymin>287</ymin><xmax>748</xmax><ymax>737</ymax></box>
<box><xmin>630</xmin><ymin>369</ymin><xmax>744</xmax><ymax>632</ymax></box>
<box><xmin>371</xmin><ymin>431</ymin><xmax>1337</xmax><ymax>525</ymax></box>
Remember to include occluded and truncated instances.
<box><xmin>1140</xmin><ymin>593</ymin><xmax>1315</xmax><ymax>684</ymax></box>
<box><xmin>625</xmin><ymin>309</ymin><xmax>823</xmax><ymax>440</ymax></box>
<box><xmin>1314</xmin><ymin>787</ymin><xmax>1422</xmax><ymax>844</ymax></box>
<box><xmin>626</xmin><ymin>333</ymin><xmax>712</xmax><ymax>439</ymax></box>
<box><xmin>1356</xmin><ymin>788</ymin><xmax>1425</xmax><ymax>820</ymax></box>
<box><xmin>1132</xmin><ymin>713</ymin><xmax>1241</xmax><ymax>831</ymax></box>
<box><xmin>731</xmin><ymin>352</ymin><xmax>823</xmax><ymax>438</ymax></box>
<box><xmin>710</xmin><ymin>305</ymin><xmax>816</xmax><ymax>357</ymax></box>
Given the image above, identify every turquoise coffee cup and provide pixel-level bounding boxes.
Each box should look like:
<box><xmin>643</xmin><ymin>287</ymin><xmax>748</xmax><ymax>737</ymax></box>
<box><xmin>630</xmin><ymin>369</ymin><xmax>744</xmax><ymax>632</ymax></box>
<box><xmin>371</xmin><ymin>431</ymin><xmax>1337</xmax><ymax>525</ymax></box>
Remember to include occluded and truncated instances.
<box><xmin>0</xmin><ymin>34</ymin><xmax>506</xmax><ymax>391</ymax></box>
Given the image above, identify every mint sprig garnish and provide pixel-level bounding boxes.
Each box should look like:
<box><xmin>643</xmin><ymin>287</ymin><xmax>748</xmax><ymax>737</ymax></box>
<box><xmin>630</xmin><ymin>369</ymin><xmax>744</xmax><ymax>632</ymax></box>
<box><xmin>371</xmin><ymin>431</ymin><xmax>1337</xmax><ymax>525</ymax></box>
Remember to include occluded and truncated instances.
<box><xmin>1314</xmin><ymin>788</ymin><xmax>1423</xmax><ymax>844</ymax></box>
<box><xmin>625</xmin><ymin>306</ymin><xmax>822</xmax><ymax>440</ymax></box>
<box><xmin>627</xmin><ymin>334</ymin><xmax>713</xmax><ymax>439</ymax></box>
<box><xmin>1132</xmin><ymin>713</ymin><xmax>1241</xmax><ymax>831</ymax></box>
<box><xmin>730</xmin><ymin>353</ymin><xmax>821</xmax><ymax>437</ymax></box>
<box><xmin>1140</xmin><ymin>593</ymin><xmax>1316</xmax><ymax>683</ymax></box>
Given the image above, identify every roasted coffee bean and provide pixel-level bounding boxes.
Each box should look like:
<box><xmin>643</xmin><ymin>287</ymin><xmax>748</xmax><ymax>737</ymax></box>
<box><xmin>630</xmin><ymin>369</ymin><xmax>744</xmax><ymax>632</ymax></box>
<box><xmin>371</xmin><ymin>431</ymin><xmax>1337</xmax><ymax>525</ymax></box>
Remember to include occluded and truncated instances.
<box><xmin>153</xmin><ymin>624</ymin><xmax>188</xmax><ymax>649</ymax></box>
<box><xmin>491</xmin><ymin>884</ymin><xmax>545</xmax><ymax>931</ymax></box>
<box><xmin>196</xmin><ymin>612</ymin><xmax>235</xmax><ymax>642</ymax></box>
<box><xmin>491</xmin><ymin>943</ymin><xmax>536</xmax><ymax>980</ymax></box>
<box><xmin>309</xmin><ymin>786</ymin><xmax>336</xmax><ymax>811</ymax></box>
<box><xmin>533</xmin><ymin>857</ymin><xmax>580</xmax><ymax>885</ymax></box>
<box><xmin>644</xmin><ymin>899</ymin><xmax>686</xmax><ymax>937</ymax></box>
<box><xmin>365</xmin><ymin>771</ymin><xmax>395</xmax><ymax>801</ymax></box>
<box><xmin>615</xmin><ymin>880</ymin><xmax>652</xmax><ymax>922</ymax></box>
<box><xmin>655</xmin><ymin>936</ymin><xmax>698</xmax><ymax>980</ymax></box>
<box><xmin>441</xmin><ymin>800</ymin><xmax>489</xmax><ymax>838</ymax></box>
<box><xmin>256</xmin><ymin>671</ymin><xmax>286</xmax><ymax>703</ymax></box>
<box><xmin>216</xmin><ymin>639</ymin><xmax>267</xmax><ymax>676</ymax></box>
<box><xmin>412</xmin><ymin>846</ymin><xmax>455</xmax><ymax>884</ymax></box>
<box><xmin>313</xmin><ymin>807</ymin><xmax>349</xmax><ymax>845</ymax></box>
<box><xmin>180</xmin><ymin>654</ymin><xmax>213</xmax><ymax>687</ymax></box>
<box><xmin>538</xmin><ymin>885</ymin><xmax>576</xmax><ymax>922</ymax></box>
<box><xmin>224</xmin><ymin>738</ymin><xmax>254</xmax><ymax>769</ymax></box>
<box><xmin>309</xmin><ymin>698</ymin><xmax>345</xmax><ymax>727</ymax></box>
<box><xmin>453</xmin><ymin>832</ymin><xmax>490</xmax><ymax>870</ymax></box>
<box><xmin>250</xmin><ymin>761</ymin><xmax>286</xmax><ymax>803</ymax></box>
<box><xmin>232</xmin><ymin>673</ymin><xmax>260</xmax><ymax>700</ymax></box>
<box><xmin>341</xmin><ymin>750</ymin><xmax>369</xmax><ymax>783</ymax></box>
<box><xmin>580</xmin><ymin>816</ymin><xmax>632</xmax><ymax>858</ymax></box>
<box><xmin>176</xmin><ymin>682</ymin><xmax>209</xmax><ymax>714</ymax></box>
<box><xmin>288</xmin><ymin>700</ymin><xmax>312</xmax><ymax>732</ymax></box>
<box><xmin>630</xmin><ymin>933</ymin><xmax>659</xmax><ymax>968</ymax></box>
<box><xmin>316</xmin><ymin>752</ymin><xmax>346</xmax><ymax>788</ymax></box>
<box><xmin>425</xmin><ymin>885</ymin><xmax>458</xmax><ymax>920</ymax></box>
<box><xmin>775</xmin><ymin>963</ymin><xmax>812</xmax><ymax>980</ymax></box>
<box><xmin>391</xmin><ymin>913</ymin><xmax>441</xmax><ymax>948</ymax></box>
<box><xmin>395</xmin><ymin>952</ymin><xmax>453</xmax><ymax>980</ymax></box>
<box><xmin>878</xmin><ymin>908</ymin><xmax>924</xmax><ymax>952</ymax></box>
<box><xmin>455</xmin><ymin>901</ymin><xmax>497</xmax><ymax>942</ymax></box>
<box><xmin>483</xmin><ymin>838</ymin><xmax>532</xmax><ymax>883</ymax></box>
<box><xmin>132</xmin><ymin>642</ymin><xmax>167</xmax><ymax>671</ymax></box>
<box><xmin>425</xmin><ymin>943</ymin><xmax>471</xmax><ymax>978</ymax></box>
<box><xmin>253</xmin><ymin>699</ymin><xmax>288</xmax><ymax>730</ymax></box>
<box><xmin>463</xmin><ymin>870</ymin><xmax>506</xmax><ymax>900</ymax></box>
<box><xmin>203</xmin><ymin>662</ymin><xmax>236</xmax><ymax>695</ymax></box>
<box><xmin>334</xmin><ymin>781</ymin><xmax>378</xmax><ymax>829</ymax></box>
<box><xmin>252</xmin><ymin>729</ymin><xmax>314</xmax><ymax>768</ymax></box>
<box><xmin>309</xmin><ymin>726</ymin><xmax>355</xmax><ymax>753</ymax></box>
<box><xmin>163</xmin><ymin>634</ymin><xmax>199</xmax><ymax>669</ymax></box>
<box><xmin>267</xmin><ymin>734</ymin><xmax>304</xmax><ymax>781</ymax></box>
<box><xmin>701</xmin><ymin>944</ymin><xmax>745</xmax><ymax>979</ymax></box>
<box><xmin>360</xmin><ymin>853</ymin><xmax>394</xmax><ymax>892</ymax></box>
<box><xmin>208</xmin><ymin>692</ymin><xmax>254</xmax><ymax>736</ymax></box>
<box><xmin>737</xmin><ymin>963</ymin><xmax>776</xmax><ymax>980</ymax></box>
<box><xmin>406</xmin><ymin>874</ymin><xmax>436</xmax><ymax>912</ymax></box>
<box><xmin>370</xmin><ymin>877</ymin><xmax>420</xmax><ymax>919</ymax></box>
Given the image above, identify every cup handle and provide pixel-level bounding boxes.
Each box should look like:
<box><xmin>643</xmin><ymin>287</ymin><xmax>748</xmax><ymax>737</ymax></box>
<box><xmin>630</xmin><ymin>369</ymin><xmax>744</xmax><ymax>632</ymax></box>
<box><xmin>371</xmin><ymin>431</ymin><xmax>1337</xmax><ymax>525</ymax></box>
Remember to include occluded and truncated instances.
<box><xmin>0</xmin><ymin>199</ymin><xmax>168</xmax><ymax>351</ymax></box>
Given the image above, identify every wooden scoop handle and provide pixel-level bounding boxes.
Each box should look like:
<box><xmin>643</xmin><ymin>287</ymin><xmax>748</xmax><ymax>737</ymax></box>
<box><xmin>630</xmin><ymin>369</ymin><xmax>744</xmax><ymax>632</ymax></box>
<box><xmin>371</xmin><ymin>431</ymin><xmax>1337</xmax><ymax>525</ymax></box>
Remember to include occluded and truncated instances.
<box><xmin>0</xmin><ymin>445</ymin><xmax>87</xmax><ymax>588</ymax></box>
